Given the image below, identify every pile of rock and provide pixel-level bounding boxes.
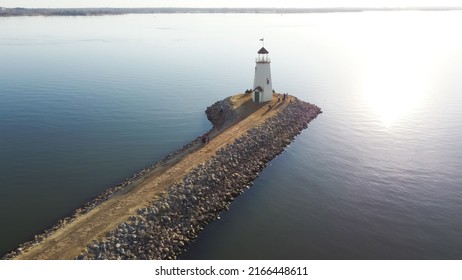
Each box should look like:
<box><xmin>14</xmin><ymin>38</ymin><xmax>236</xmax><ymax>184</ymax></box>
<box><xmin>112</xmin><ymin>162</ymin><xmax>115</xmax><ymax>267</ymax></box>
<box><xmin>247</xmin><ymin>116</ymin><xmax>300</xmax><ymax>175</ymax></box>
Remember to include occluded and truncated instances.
<box><xmin>77</xmin><ymin>97</ymin><xmax>321</xmax><ymax>260</ymax></box>
<box><xmin>205</xmin><ymin>97</ymin><xmax>236</xmax><ymax>129</ymax></box>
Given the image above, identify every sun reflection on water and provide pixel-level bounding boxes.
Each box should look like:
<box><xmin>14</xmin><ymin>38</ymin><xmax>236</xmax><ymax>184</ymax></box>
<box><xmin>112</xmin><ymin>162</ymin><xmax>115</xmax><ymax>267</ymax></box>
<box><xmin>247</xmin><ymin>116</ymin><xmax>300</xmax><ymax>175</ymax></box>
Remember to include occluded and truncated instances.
<box><xmin>354</xmin><ymin>12</ymin><xmax>451</xmax><ymax>127</ymax></box>
<box><xmin>361</xmin><ymin>49</ymin><xmax>429</xmax><ymax>127</ymax></box>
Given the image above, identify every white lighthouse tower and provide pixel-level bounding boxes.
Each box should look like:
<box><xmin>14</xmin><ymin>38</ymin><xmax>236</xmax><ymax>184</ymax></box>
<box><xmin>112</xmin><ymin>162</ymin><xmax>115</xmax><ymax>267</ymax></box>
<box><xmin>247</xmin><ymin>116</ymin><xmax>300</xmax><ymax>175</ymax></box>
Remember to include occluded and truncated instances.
<box><xmin>252</xmin><ymin>41</ymin><xmax>273</xmax><ymax>103</ymax></box>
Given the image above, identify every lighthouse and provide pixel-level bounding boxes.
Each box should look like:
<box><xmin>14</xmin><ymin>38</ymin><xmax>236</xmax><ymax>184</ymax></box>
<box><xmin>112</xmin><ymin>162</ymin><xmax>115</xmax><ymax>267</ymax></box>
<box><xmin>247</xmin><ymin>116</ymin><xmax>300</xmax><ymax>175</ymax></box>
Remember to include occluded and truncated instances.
<box><xmin>252</xmin><ymin>41</ymin><xmax>273</xmax><ymax>103</ymax></box>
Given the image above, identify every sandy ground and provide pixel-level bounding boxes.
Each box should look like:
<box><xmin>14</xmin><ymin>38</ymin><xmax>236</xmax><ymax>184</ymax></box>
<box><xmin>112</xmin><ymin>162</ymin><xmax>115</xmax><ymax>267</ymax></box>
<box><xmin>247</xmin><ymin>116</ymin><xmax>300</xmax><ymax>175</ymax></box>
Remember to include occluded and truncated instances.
<box><xmin>15</xmin><ymin>93</ymin><xmax>292</xmax><ymax>260</ymax></box>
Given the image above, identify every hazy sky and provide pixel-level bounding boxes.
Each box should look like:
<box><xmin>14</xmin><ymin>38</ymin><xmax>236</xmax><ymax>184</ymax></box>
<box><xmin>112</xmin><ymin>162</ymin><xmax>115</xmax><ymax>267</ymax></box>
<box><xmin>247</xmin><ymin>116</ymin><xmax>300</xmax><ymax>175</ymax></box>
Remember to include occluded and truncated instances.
<box><xmin>1</xmin><ymin>0</ymin><xmax>461</xmax><ymax>8</ymax></box>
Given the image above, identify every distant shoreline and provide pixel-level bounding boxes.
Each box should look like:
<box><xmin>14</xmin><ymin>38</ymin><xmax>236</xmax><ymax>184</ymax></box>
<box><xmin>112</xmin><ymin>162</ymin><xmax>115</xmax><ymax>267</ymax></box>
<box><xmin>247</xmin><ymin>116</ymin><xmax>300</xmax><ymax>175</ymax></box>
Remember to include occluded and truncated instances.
<box><xmin>1</xmin><ymin>7</ymin><xmax>462</xmax><ymax>17</ymax></box>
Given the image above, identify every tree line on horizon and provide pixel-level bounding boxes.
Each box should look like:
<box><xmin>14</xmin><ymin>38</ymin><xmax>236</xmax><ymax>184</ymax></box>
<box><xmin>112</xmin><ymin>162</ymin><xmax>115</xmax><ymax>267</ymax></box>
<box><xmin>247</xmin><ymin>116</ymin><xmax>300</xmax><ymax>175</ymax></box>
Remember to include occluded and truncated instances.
<box><xmin>2</xmin><ymin>6</ymin><xmax>462</xmax><ymax>17</ymax></box>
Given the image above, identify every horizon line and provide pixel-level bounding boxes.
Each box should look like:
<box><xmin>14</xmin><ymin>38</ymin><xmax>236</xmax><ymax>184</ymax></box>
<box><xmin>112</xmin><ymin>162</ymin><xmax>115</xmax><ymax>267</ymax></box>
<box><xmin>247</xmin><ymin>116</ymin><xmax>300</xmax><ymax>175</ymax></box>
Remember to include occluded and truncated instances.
<box><xmin>3</xmin><ymin>6</ymin><xmax>462</xmax><ymax>9</ymax></box>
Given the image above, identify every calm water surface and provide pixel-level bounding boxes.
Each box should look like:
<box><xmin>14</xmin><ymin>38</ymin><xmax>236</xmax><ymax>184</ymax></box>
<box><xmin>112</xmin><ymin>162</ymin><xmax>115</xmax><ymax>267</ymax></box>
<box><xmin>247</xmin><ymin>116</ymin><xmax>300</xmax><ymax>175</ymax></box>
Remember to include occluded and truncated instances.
<box><xmin>1</xmin><ymin>12</ymin><xmax>462</xmax><ymax>259</ymax></box>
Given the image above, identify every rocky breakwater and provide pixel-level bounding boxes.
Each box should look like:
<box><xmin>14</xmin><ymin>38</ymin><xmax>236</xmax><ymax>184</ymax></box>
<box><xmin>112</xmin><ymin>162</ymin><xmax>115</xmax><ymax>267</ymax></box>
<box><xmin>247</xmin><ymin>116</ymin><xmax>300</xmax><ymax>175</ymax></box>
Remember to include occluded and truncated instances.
<box><xmin>78</xmin><ymin>96</ymin><xmax>321</xmax><ymax>259</ymax></box>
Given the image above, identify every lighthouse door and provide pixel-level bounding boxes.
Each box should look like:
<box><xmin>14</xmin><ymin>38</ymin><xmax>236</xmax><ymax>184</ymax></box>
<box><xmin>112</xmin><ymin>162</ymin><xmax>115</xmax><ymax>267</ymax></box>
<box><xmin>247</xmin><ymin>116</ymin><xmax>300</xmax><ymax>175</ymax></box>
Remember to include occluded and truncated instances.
<box><xmin>255</xmin><ymin>91</ymin><xmax>260</xmax><ymax>103</ymax></box>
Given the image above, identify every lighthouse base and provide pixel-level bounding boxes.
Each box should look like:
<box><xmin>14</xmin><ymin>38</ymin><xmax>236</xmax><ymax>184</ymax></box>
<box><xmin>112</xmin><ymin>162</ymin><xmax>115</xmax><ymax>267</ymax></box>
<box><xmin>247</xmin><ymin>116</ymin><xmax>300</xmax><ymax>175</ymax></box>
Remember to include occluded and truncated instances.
<box><xmin>252</xmin><ymin>90</ymin><xmax>272</xmax><ymax>103</ymax></box>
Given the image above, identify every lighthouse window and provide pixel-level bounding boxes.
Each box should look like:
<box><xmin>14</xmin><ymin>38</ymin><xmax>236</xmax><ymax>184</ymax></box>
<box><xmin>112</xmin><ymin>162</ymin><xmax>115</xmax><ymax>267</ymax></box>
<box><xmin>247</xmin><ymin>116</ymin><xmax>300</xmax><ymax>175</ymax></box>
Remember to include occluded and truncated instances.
<box><xmin>266</xmin><ymin>78</ymin><xmax>270</xmax><ymax>84</ymax></box>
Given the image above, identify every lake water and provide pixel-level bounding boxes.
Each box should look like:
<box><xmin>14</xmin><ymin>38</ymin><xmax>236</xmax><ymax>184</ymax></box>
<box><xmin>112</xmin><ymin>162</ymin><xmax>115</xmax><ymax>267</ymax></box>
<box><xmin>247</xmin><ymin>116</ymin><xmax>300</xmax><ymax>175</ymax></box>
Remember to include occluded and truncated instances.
<box><xmin>1</xmin><ymin>12</ymin><xmax>462</xmax><ymax>259</ymax></box>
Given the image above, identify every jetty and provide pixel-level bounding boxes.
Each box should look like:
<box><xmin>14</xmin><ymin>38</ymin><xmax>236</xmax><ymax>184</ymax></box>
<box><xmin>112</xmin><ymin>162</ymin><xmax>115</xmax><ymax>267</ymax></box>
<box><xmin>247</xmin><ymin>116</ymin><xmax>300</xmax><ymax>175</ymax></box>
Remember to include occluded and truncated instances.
<box><xmin>4</xmin><ymin>92</ymin><xmax>321</xmax><ymax>260</ymax></box>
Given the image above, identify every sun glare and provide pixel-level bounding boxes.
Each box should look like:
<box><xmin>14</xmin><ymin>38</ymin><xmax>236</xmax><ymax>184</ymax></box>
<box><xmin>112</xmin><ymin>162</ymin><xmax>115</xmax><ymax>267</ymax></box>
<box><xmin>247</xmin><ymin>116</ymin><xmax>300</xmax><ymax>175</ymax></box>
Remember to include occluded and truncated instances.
<box><xmin>361</xmin><ymin>52</ymin><xmax>427</xmax><ymax>127</ymax></box>
<box><xmin>357</xmin><ymin>14</ymin><xmax>436</xmax><ymax>127</ymax></box>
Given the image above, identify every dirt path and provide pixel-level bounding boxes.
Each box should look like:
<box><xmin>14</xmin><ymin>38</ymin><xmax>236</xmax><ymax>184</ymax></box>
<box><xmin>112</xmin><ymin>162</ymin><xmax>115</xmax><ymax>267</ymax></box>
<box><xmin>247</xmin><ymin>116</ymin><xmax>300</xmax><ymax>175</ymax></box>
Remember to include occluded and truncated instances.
<box><xmin>15</xmin><ymin>93</ymin><xmax>291</xmax><ymax>260</ymax></box>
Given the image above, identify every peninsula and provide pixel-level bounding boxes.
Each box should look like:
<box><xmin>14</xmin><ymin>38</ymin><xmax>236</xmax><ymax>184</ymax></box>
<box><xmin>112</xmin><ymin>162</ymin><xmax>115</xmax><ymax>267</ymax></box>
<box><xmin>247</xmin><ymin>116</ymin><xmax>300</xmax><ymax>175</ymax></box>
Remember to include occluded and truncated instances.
<box><xmin>3</xmin><ymin>92</ymin><xmax>321</xmax><ymax>260</ymax></box>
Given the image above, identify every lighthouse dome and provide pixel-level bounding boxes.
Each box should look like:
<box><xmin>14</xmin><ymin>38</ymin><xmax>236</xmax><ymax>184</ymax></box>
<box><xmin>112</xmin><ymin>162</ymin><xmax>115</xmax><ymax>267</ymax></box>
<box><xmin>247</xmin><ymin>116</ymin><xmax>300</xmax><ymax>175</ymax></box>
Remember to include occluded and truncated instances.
<box><xmin>257</xmin><ymin>47</ymin><xmax>269</xmax><ymax>54</ymax></box>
